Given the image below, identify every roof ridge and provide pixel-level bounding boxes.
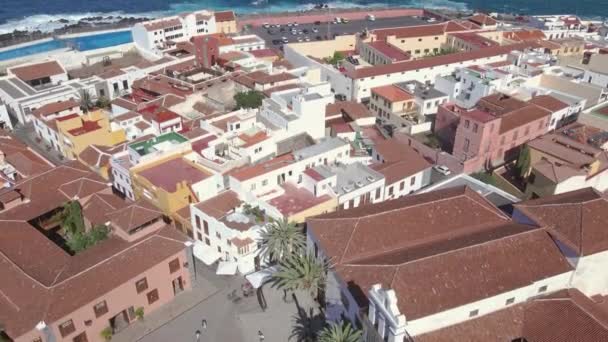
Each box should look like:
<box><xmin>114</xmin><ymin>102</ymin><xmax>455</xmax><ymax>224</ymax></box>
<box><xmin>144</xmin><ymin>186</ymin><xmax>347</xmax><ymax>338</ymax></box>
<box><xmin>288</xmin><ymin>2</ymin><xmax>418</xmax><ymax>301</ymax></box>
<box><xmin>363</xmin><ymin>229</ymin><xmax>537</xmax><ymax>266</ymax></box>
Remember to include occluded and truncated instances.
<box><xmin>339</xmin><ymin>218</ymin><xmax>361</xmax><ymax>264</ymax></box>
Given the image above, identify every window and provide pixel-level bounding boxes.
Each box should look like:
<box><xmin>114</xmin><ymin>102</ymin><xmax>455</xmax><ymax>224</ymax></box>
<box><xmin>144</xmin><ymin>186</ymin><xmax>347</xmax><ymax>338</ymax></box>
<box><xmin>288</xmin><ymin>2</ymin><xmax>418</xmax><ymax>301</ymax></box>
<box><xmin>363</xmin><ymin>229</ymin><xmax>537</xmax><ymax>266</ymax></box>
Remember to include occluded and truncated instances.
<box><xmin>147</xmin><ymin>289</ymin><xmax>159</xmax><ymax>304</ymax></box>
<box><xmin>59</xmin><ymin>319</ymin><xmax>76</xmax><ymax>337</ymax></box>
<box><xmin>227</xmin><ymin>239</ymin><xmax>232</xmax><ymax>246</ymax></box>
<box><xmin>72</xmin><ymin>332</ymin><xmax>88</xmax><ymax>342</ymax></box>
<box><xmin>135</xmin><ymin>277</ymin><xmax>148</xmax><ymax>294</ymax></box>
<box><xmin>217</xmin><ymin>246</ymin><xmax>222</xmax><ymax>253</ymax></box>
<box><xmin>197</xmin><ymin>232</ymin><xmax>203</xmax><ymax>241</ymax></box>
<box><xmin>203</xmin><ymin>220</ymin><xmax>209</xmax><ymax>235</ymax></box>
<box><xmin>400</xmin><ymin>181</ymin><xmax>405</xmax><ymax>191</ymax></box>
<box><xmin>262</xmin><ymin>179</ymin><xmax>268</xmax><ymax>186</ymax></box>
<box><xmin>410</xmin><ymin>176</ymin><xmax>416</xmax><ymax>185</ymax></box>
<box><xmin>205</xmin><ymin>237</ymin><xmax>210</xmax><ymax>246</ymax></box>
<box><xmin>418</xmin><ymin>38</ymin><xmax>422</xmax><ymax>42</ymax></box>
<box><xmin>169</xmin><ymin>258</ymin><xmax>181</xmax><ymax>273</ymax></box>
<box><xmin>469</xmin><ymin>309</ymin><xmax>479</xmax><ymax>317</ymax></box>
<box><xmin>388</xmin><ymin>186</ymin><xmax>394</xmax><ymax>196</ymax></box>
<box><xmin>463</xmin><ymin>138</ymin><xmax>470</xmax><ymax>152</ymax></box>
<box><xmin>464</xmin><ymin>120</ymin><xmax>470</xmax><ymax>128</ymax></box>
<box><xmin>123</xmin><ymin>80</ymin><xmax>129</xmax><ymax>90</ymax></box>
<box><xmin>473</xmin><ymin>123</ymin><xmax>478</xmax><ymax>133</ymax></box>
<box><xmin>375</xmin><ymin>188</ymin><xmax>381</xmax><ymax>199</ymax></box>
<box><xmin>93</xmin><ymin>300</ymin><xmax>108</xmax><ymax>318</ymax></box>
<box><xmin>195</xmin><ymin>215</ymin><xmax>201</xmax><ymax>229</ymax></box>
<box><xmin>216</xmin><ymin>232</ymin><xmax>221</xmax><ymax>239</ymax></box>
<box><xmin>538</xmin><ymin>285</ymin><xmax>548</xmax><ymax>293</ymax></box>
<box><xmin>250</xmin><ymin>183</ymin><xmax>256</xmax><ymax>191</ymax></box>
<box><xmin>505</xmin><ymin>297</ymin><xmax>515</xmax><ymax>305</ymax></box>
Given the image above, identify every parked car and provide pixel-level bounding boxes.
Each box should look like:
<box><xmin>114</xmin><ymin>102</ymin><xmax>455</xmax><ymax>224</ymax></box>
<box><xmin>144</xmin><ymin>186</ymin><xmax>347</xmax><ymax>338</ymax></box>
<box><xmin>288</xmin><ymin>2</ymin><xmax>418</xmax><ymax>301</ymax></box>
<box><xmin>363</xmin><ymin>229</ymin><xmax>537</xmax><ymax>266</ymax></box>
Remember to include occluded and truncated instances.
<box><xmin>312</xmin><ymin>27</ymin><xmax>319</xmax><ymax>33</ymax></box>
<box><xmin>303</xmin><ymin>29</ymin><xmax>309</xmax><ymax>34</ymax></box>
<box><xmin>305</xmin><ymin>36</ymin><xmax>310</xmax><ymax>41</ymax></box>
<box><xmin>342</xmin><ymin>18</ymin><xmax>350</xmax><ymax>23</ymax></box>
<box><xmin>262</xmin><ymin>23</ymin><xmax>270</xmax><ymax>28</ymax></box>
<box><xmin>367</xmin><ymin>14</ymin><xmax>376</xmax><ymax>21</ymax></box>
<box><xmin>282</xmin><ymin>37</ymin><xmax>289</xmax><ymax>44</ymax></box>
<box><xmin>293</xmin><ymin>22</ymin><xmax>299</xmax><ymax>26</ymax></box>
<box><xmin>433</xmin><ymin>165</ymin><xmax>451</xmax><ymax>176</ymax></box>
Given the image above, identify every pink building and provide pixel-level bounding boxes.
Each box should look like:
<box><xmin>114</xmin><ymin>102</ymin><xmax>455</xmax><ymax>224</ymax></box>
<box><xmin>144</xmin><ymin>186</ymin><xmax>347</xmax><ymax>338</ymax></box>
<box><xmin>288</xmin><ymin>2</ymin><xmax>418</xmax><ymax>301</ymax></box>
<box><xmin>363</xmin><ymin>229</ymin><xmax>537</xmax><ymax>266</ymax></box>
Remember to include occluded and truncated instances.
<box><xmin>435</xmin><ymin>93</ymin><xmax>552</xmax><ymax>172</ymax></box>
<box><xmin>0</xmin><ymin>162</ymin><xmax>194</xmax><ymax>342</ymax></box>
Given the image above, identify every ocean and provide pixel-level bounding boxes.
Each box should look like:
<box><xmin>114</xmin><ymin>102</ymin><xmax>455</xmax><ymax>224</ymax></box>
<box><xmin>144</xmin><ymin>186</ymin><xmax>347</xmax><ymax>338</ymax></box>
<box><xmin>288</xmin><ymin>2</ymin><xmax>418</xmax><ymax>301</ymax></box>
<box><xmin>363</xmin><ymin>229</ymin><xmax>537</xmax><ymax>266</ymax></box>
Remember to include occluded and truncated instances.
<box><xmin>0</xmin><ymin>0</ymin><xmax>606</xmax><ymax>34</ymax></box>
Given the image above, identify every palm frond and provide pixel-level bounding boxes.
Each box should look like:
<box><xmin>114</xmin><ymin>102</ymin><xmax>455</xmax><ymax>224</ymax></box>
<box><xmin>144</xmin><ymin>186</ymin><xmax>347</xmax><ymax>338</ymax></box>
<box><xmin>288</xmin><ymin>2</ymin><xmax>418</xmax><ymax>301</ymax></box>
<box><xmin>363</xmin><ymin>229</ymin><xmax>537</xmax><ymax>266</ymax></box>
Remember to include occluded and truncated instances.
<box><xmin>318</xmin><ymin>322</ymin><xmax>362</xmax><ymax>342</ymax></box>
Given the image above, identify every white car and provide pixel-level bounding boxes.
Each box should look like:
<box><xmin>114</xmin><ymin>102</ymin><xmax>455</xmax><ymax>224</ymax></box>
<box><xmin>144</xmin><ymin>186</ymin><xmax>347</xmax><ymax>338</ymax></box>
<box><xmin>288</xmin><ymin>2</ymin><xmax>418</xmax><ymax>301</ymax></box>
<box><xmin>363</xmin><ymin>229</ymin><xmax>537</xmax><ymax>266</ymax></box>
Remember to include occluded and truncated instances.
<box><xmin>305</xmin><ymin>36</ymin><xmax>311</xmax><ymax>41</ymax></box>
<box><xmin>433</xmin><ymin>165</ymin><xmax>451</xmax><ymax>176</ymax></box>
<box><xmin>262</xmin><ymin>23</ymin><xmax>270</xmax><ymax>28</ymax></box>
<box><xmin>312</xmin><ymin>27</ymin><xmax>319</xmax><ymax>33</ymax></box>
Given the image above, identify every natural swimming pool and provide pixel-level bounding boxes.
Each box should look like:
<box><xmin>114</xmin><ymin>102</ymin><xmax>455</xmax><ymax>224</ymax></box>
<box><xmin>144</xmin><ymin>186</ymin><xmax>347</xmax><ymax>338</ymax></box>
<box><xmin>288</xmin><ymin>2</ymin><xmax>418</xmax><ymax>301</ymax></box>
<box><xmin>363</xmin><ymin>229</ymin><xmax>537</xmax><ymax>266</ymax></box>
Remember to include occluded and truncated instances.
<box><xmin>0</xmin><ymin>30</ymin><xmax>133</xmax><ymax>61</ymax></box>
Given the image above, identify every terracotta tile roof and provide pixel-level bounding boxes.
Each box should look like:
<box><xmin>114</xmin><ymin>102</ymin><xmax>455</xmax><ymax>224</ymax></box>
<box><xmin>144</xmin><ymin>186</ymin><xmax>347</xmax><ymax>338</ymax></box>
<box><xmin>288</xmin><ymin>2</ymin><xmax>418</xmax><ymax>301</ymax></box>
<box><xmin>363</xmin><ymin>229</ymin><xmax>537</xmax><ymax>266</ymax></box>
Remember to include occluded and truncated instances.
<box><xmin>9</xmin><ymin>60</ymin><xmax>65</xmax><ymax>82</ymax></box>
<box><xmin>372</xmin><ymin>85</ymin><xmax>414</xmax><ymax>103</ymax></box>
<box><xmin>143</xmin><ymin>17</ymin><xmax>181</xmax><ymax>31</ymax></box>
<box><xmin>111</xmin><ymin>97</ymin><xmax>138</xmax><ymax>111</ymax></box>
<box><xmin>268</xmin><ymin>183</ymin><xmax>333</xmax><ymax>217</ymax></box>
<box><xmin>527</xmin><ymin>134</ymin><xmax>599</xmax><ymax>167</ymax></box>
<box><xmin>371</xmin><ymin>159</ymin><xmax>430</xmax><ymax>185</ymax></box>
<box><xmin>372</xmin><ymin>22</ymin><xmax>466</xmax><ymax>41</ymax></box>
<box><xmin>352</xmin><ymin>42</ymin><xmax>539</xmax><ymax>79</ymax></box>
<box><xmin>309</xmin><ymin>186</ymin><xmax>572</xmax><ymax>320</ymax></box>
<box><xmin>229</xmin><ymin>153</ymin><xmax>294</xmax><ymax>181</ymax></box>
<box><xmin>137</xmin><ymin>158</ymin><xmax>211</xmax><ymax>193</ymax></box>
<box><xmin>532</xmin><ymin>159</ymin><xmax>585</xmax><ymax>183</ymax></box>
<box><xmin>325</xmin><ymin>101</ymin><xmax>374</xmax><ymax>121</ymax></box>
<box><xmin>449</xmin><ymin>32</ymin><xmax>499</xmax><ymax>48</ymax></box>
<box><xmin>0</xmin><ymin>133</ymin><xmax>53</xmax><ymax>177</ymax></box>
<box><xmin>135</xmin><ymin>120</ymin><xmax>151</xmax><ymax>131</ymax></box>
<box><xmin>528</xmin><ymin>95</ymin><xmax>569</xmax><ymax>112</ymax></box>
<box><xmin>81</xmin><ymin>191</ymin><xmax>127</xmax><ymax>226</ymax></box>
<box><xmin>416</xmin><ymin>288</ymin><xmax>608</xmax><ymax>342</ymax></box>
<box><xmin>32</xmin><ymin>99</ymin><xmax>79</xmax><ymax>118</ymax></box>
<box><xmin>503</xmin><ymin>29</ymin><xmax>546</xmax><ymax>42</ymax></box>
<box><xmin>515</xmin><ymin>188</ymin><xmax>608</xmax><ymax>256</ymax></box>
<box><xmin>194</xmin><ymin>190</ymin><xmax>241</xmax><ymax>219</ymax></box>
<box><xmin>468</xmin><ymin>14</ymin><xmax>498</xmax><ymax>26</ymax></box>
<box><xmin>0</xmin><ymin>221</ymin><xmax>186</xmax><ymax>338</ymax></box>
<box><xmin>367</xmin><ymin>41</ymin><xmax>410</xmax><ymax>61</ymax></box>
<box><xmin>478</xmin><ymin>93</ymin><xmax>528</xmax><ymax>115</ymax></box>
<box><xmin>108</xmin><ymin>199</ymin><xmax>164</xmax><ymax>233</ymax></box>
<box><xmin>498</xmin><ymin>104</ymin><xmax>551</xmax><ymax>134</ymax></box>
<box><xmin>308</xmin><ymin>186</ymin><xmax>510</xmax><ymax>264</ymax></box>
<box><xmin>250</xmin><ymin>48</ymin><xmax>279</xmax><ymax>58</ymax></box>
<box><xmin>0</xmin><ymin>162</ymin><xmax>108</xmax><ymax>221</ymax></box>
<box><xmin>193</xmin><ymin>101</ymin><xmax>219</xmax><ymax>116</ymax></box>
<box><xmin>238</xmin><ymin>131</ymin><xmax>269</xmax><ymax>147</ymax></box>
<box><xmin>214</xmin><ymin>10</ymin><xmax>236</xmax><ymax>22</ymax></box>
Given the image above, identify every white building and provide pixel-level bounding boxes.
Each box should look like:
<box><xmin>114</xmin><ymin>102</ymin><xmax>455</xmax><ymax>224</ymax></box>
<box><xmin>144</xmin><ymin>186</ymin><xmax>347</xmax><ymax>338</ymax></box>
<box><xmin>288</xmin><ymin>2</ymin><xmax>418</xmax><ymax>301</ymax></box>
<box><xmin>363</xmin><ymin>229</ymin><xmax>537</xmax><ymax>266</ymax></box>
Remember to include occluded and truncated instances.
<box><xmin>583</xmin><ymin>54</ymin><xmax>608</xmax><ymax>90</ymax></box>
<box><xmin>307</xmin><ymin>186</ymin><xmax>574</xmax><ymax>341</ymax></box>
<box><xmin>228</xmin><ymin>137</ymin><xmax>352</xmax><ymax>198</ymax></box>
<box><xmin>31</xmin><ymin>99</ymin><xmax>82</xmax><ymax>154</ymax></box>
<box><xmin>513</xmin><ymin>188</ymin><xmax>608</xmax><ymax>297</ymax></box>
<box><xmin>132</xmin><ymin>10</ymin><xmax>217</xmax><ymax>53</ymax></box>
<box><xmin>435</xmin><ymin>62</ymin><xmax>515</xmax><ymax>108</ymax></box>
<box><xmin>190</xmin><ymin>190</ymin><xmax>271</xmax><ymax>274</ymax></box>
<box><xmin>259</xmin><ymin>83</ymin><xmax>334</xmax><ymax>140</ymax></box>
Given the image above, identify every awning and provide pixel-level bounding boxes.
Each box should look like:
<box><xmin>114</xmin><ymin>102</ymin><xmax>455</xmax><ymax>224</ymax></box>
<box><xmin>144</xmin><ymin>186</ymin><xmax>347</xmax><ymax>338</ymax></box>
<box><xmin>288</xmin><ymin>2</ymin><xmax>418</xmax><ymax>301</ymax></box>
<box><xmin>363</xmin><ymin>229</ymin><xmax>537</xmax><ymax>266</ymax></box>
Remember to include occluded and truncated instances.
<box><xmin>216</xmin><ymin>261</ymin><xmax>238</xmax><ymax>275</ymax></box>
<box><xmin>193</xmin><ymin>242</ymin><xmax>221</xmax><ymax>265</ymax></box>
<box><xmin>245</xmin><ymin>266</ymin><xmax>279</xmax><ymax>288</ymax></box>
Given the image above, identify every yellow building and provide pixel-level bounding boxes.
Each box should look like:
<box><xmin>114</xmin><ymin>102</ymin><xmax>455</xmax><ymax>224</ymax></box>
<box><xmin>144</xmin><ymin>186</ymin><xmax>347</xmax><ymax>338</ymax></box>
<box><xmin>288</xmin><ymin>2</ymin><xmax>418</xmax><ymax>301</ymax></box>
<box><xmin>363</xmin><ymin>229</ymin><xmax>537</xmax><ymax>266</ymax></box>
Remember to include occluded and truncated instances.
<box><xmin>215</xmin><ymin>11</ymin><xmax>237</xmax><ymax>34</ymax></box>
<box><xmin>131</xmin><ymin>154</ymin><xmax>221</xmax><ymax>216</ymax></box>
<box><xmin>56</xmin><ymin>109</ymin><xmax>126</xmax><ymax>160</ymax></box>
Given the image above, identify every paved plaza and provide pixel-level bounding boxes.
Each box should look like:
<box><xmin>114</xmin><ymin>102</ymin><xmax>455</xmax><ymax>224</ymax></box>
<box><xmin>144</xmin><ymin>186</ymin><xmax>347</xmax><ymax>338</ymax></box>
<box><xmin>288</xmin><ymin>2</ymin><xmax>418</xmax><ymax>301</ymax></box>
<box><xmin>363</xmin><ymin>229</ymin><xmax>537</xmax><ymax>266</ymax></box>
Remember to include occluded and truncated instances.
<box><xmin>114</xmin><ymin>261</ymin><xmax>321</xmax><ymax>342</ymax></box>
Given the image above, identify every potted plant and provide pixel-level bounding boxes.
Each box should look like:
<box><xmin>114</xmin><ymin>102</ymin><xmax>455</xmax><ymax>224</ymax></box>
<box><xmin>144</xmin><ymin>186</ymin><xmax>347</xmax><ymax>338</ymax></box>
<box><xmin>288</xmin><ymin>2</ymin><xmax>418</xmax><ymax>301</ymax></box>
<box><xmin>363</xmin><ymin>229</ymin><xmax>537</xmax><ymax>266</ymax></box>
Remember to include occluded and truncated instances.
<box><xmin>100</xmin><ymin>327</ymin><xmax>113</xmax><ymax>341</ymax></box>
<box><xmin>135</xmin><ymin>307</ymin><xmax>144</xmax><ymax>320</ymax></box>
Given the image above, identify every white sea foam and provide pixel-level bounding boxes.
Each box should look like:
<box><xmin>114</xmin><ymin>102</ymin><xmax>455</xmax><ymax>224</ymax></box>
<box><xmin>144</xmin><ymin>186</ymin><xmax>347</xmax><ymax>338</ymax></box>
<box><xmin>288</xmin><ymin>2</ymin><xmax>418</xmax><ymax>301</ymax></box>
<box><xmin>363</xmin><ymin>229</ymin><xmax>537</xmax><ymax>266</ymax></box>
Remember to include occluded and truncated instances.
<box><xmin>0</xmin><ymin>0</ymin><xmax>470</xmax><ymax>35</ymax></box>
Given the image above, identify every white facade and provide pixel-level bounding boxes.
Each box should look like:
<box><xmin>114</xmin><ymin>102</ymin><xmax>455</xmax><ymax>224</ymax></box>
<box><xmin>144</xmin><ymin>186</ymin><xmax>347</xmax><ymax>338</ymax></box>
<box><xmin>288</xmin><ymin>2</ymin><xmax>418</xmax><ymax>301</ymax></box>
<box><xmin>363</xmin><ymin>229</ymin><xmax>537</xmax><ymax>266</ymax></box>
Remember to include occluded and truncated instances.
<box><xmin>382</xmin><ymin>168</ymin><xmax>431</xmax><ymax>200</ymax></box>
<box><xmin>435</xmin><ymin>65</ymin><xmax>514</xmax><ymax>108</ymax></box>
<box><xmin>110</xmin><ymin>151</ymin><xmax>136</xmax><ymax>200</ymax></box>
<box><xmin>229</xmin><ymin>138</ymin><xmax>352</xmax><ymax>197</ymax></box>
<box><xmin>190</xmin><ymin>194</ymin><xmax>264</xmax><ymax>274</ymax></box>
<box><xmin>570</xmin><ymin>250</ymin><xmax>608</xmax><ymax>297</ymax></box>
<box><xmin>365</xmin><ymin>271</ymin><xmax>572</xmax><ymax>340</ymax></box>
<box><xmin>132</xmin><ymin>10</ymin><xmax>217</xmax><ymax>53</ymax></box>
<box><xmin>259</xmin><ymin>83</ymin><xmax>334</xmax><ymax>140</ymax></box>
<box><xmin>0</xmin><ymin>104</ymin><xmax>12</xmax><ymax>130</ymax></box>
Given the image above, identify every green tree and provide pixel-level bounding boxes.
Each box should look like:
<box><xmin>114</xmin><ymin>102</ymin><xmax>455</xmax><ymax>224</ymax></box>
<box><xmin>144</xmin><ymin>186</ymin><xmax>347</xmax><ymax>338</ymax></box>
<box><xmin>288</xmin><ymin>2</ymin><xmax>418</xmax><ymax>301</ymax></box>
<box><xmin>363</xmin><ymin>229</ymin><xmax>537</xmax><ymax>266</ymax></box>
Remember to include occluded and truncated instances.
<box><xmin>79</xmin><ymin>90</ymin><xmax>94</xmax><ymax>113</ymax></box>
<box><xmin>325</xmin><ymin>51</ymin><xmax>345</xmax><ymax>66</ymax></box>
<box><xmin>134</xmin><ymin>307</ymin><xmax>144</xmax><ymax>320</ymax></box>
<box><xmin>57</xmin><ymin>201</ymin><xmax>85</xmax><ymax>236</ymax></box>
<box><xmin>95</xmin><ymin>96</ymin><xmax>111</xmax><ymax>109</ymax></box>
<box><xmin>271</xmin><ymin>254</ymin><xmax>329</xmax><ymax>298</ymax></box>
<box><xmin>318</xmin><ymin>322</ymin><xmax>363</xmax><ymax>342</ymax></box>
<box><xmin>516</xmin><ymin>145</ymin><xmax>531</xmax><ymax>178</ymax></box>
<box><xmin>426</xmin><ymin>47</ymin><xmax>459</xmax><ymax>57</ymax></box>
<box><xmin>259</xmin><ymin>218</ymin><xmax>306</xmax><ymax>263</ymax></box>
<box><xmin>234</xmin><ymin>90</ymin><xmax>264</xmax><ymax>109</ymax></box>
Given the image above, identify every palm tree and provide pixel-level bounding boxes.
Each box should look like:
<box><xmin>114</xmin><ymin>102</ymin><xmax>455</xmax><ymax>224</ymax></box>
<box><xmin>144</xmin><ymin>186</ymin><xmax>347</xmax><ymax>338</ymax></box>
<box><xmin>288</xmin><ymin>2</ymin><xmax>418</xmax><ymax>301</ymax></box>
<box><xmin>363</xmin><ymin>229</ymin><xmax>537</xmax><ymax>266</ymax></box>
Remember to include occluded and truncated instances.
<box><xmin>271</xmin><ymin>254</ymin><xmax>329</xmax><ymax>299</ymax></box>
<box><xmin>318</xmin><ymin>322</ymin><xmax>362</xmax><ymax>342</ymax></box>
<box><xmin>290</xmin><ymin>307</ymin><xmax>325</xmax><ymax>342</ymax></box>
<box><xmin>79</xmin><ymin>90</ymin><xmax>94</xmax><ymax>113</ymax></box>
<box><xmin>259</xmin><ymin>218</ymin><xmax>306</xmax><ymax>263</ymax></box>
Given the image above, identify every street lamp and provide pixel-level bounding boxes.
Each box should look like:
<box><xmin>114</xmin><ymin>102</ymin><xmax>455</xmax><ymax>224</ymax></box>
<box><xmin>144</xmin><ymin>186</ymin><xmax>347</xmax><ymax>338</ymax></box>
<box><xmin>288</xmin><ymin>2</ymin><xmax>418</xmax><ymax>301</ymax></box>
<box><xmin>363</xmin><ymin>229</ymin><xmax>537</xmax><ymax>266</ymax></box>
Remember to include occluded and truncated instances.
<box><xmin>258</xmin><ymin>330</ymin><xmax>265</xmax><ymax>341</ymax></box>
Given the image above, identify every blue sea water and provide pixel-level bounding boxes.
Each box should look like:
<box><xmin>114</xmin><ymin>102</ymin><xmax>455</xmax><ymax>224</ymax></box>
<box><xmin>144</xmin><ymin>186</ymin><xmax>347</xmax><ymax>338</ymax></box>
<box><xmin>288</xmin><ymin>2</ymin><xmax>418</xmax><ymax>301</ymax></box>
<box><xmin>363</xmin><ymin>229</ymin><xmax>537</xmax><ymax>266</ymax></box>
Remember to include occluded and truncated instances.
<box><xmin>0</xmin><ymin>0</ymin><xmax>606</xmax><ymax>29</ymax></box>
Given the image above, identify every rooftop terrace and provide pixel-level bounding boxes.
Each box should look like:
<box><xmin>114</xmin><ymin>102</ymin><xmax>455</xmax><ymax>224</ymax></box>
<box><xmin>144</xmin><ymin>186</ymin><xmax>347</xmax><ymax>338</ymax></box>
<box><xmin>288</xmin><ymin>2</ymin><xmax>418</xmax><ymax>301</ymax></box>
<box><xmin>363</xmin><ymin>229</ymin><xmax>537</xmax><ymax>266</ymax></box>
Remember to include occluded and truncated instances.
<box><xmin>129</xmin><ymin>132</ymin><xmax>188</xmax><ymax>157</ymax></box>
